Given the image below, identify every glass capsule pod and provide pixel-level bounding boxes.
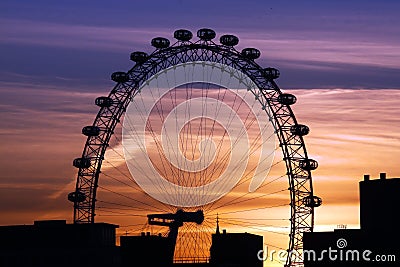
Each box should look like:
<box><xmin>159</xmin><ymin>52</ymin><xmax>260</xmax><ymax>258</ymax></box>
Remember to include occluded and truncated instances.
<box><xmin>73</xmin><ymin>157</ymin><xmax>91</xmax><ymax>169</ymax></box>
<box><xmin>111</xmin><ymin>72</ymin><xmax>129</xmax><ymax>83</ymax></box>
<box><xmin>241</xmin><ymin>48</ymin><xmax>261</xmax><ymax>60</ymax></box>
<box><xmin>130</xmin><ymin>51</ymin><xmax>148</xmax><ymax>63</ymax></box>
<box><xmin>290</xmin><ymin>124</ymin><xmax>310</xmax><ymax>136</ymax></box>
<box><xmin>264</xmin><ymin>67</ymin><xmax>280</xmax><ymax>79</ymax></box>
<box><xmin>197</xmin><ymin>28</ymin><xmax>216</xmax><ymax>40</ymax></box>
<box><xmin>174</xmin><ymin>29</ymin><xmax>193</xmax><ymax>41</ymax></box>
<box><xmin>151</xmin><ymin>37</ymin><xmax>170</xmax><ymax>49</ymax></box>
<box><xmin>220</xmin><ymin>34</ymin><xmax>239</xmax><ymax>46</ymax></box>
<box><xmin>303</xmin><ymin>195</ymin><xmax>322</xmax><ymax>207</ymax></box>
<box><xmin>277</xmin><ymin>93</ymin><xmax>297</xmax><ymax>105</ymax></box>
<box><xmin>95</xmin><ymin>96</ymin><xmax>113</xmax><ymax>108</ymax></box>
<box><xmin>82</xmin><ymin>126</ymin><xmax>100</xmax><ymax>137</ymax></box>
<box><xmin>68</xmin><ymin>191</ymin><xmax>86</xmax><ymax>203</ymax></box>
<box><xmin>299</xmin><ymin>158</ymin><xmax>319</xmax><ymax>171</ymax></box>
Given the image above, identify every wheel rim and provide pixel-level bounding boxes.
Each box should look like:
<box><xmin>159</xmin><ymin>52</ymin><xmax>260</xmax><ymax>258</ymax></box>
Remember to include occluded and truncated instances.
<box><xmin>69</xmin><ymin>30</ymin><xmax>320</xmax><ymax>267</ymax></box>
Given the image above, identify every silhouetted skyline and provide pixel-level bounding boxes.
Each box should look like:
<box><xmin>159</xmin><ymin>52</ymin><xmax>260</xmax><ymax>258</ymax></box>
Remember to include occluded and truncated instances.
<box><xmin>304</xmin><ymin>174</ymin><xmax>400</xmax><ymax>266</ymax></box>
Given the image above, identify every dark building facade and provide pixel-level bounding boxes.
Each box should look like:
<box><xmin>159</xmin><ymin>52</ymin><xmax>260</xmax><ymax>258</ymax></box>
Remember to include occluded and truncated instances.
<box><xmin>0</xmin><ymin>220</ymin><xmax>119</xmax><ymax>267</ymax></box>
<box><xmin>121</xmin><ymin>229</ymin><xmax>263</xmax><ymax>267</ymax></box>
<box><xmin>304</xmin><ymin>173</ymin><xmax>399</xmax><ymax>266</ymax></box>
<box><xmin>359</xmin><ymin>173</ymin><xmax>399</xmax><ymax>231</ymax></box>
<box><xmin>120</xmin><ymin>232</ymin><xmax>171</xmax><ymax>267</ymax></box>
<box><xmin>0</xmin><ymin>219</ymin><xmax>264</xmax><ymax>267</ymax></box>
<box><xmin>210</xmin><ymin>230</ymin><xmax>263</xmax><ymax>267</ymax></box>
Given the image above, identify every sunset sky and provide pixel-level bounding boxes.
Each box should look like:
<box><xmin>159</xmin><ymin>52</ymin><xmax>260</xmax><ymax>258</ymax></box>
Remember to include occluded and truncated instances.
<box><xmin>1</xmin><ymin>0</ymin><xmax>400</xmax><ymax>262</ymax></box>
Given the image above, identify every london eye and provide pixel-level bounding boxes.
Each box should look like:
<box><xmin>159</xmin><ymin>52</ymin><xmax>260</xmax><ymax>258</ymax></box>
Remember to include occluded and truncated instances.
<box><xmin>68</xmin><ymin>28</ymin><xmax>321</xmax><ymax>267</ymax></box>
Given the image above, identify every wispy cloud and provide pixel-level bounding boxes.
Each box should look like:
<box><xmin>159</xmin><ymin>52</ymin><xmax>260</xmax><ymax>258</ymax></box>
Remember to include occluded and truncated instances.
<box><xmin>287</xmin><ymin>89</ymin><xmax>400</xmax><ymax>209</ymax></box>
<box><xmin>2</xmin><ymin>18</ymin><xmax>400</xmax><ymax>71</ymax></box>
<box><xmin>0</xmin><ymin>18</ymin><xmax>168</xmax><ymax>52</ymax></box>
<box><xmin>238</xmin><ymin>33</ymin><xmax>400</xmax><ymax>69</ymax></box>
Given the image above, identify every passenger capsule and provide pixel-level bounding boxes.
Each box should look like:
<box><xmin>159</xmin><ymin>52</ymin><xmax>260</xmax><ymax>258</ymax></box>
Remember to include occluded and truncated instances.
<box><xmin>174</xmin><ymin>29</ymin><xmax>193</xmax><ymax>41</ymax></box>
<box><xmin>303</xmin><ymin>195</ymin><xmax>322</xmax><ymax>207</ymax></box>
<box><xmin>130</xmin><ymin>51</ymin><xmax>148</xmax><ymax>63</ymax></box>
<box><xmin>82</xmin><ymin>126</ymin><xmax>100</xmax><ymax>137</ymax></box>
<box><xmin>277</xmin><ymin>93</ymin><xmax>297</xmax><ymax>105</ymax></box>
<box><xmin>197</xmin><ymin>28</ymin><xmax>216</xmax><ymax>40</ymax></box>
<box><xmin>241</xmin><ymin>48</ymin><xmax>261</xmax><ymax>60</ymax></box>
<box><xmin>220</xmin><ymin>34</ymin><xmax>239</xmax><ymax>46</ymax></box>
<box><xmin>73</xmin><ymin>158</ymin><xmax>91</xmax><ymax>168</ymax></box>
<box><xmin>68</xmin><ymin>191</ymin><xmax>86</xmax><ymax>203</ymax></box>
<box><xmin>111</xmin><ymin>72</ymin><xmax>129</xmax><ymax>83</ymax></box>
<box><xmin>151</xmin><ymin>37</ymin><xmax>170</xmax><ymax>49</ymax></box>
<box><xmin>95</xmin><ymin>96</ymin><xmax>113</xmax><ymax>108</ymax></box>
<box><xmin>290</xmin><ymin>124</ymin><xmax>310</xmax><ymax>136</ymax></box>
<box><xmin>264</xmin><ymin>67</ymin><xmax>280</xmax><ymax>79</ymax></box>
<box><xmin>299</xmin><ymin>159</ymin><xmax>318</xmax><ymax>171</ymax></box>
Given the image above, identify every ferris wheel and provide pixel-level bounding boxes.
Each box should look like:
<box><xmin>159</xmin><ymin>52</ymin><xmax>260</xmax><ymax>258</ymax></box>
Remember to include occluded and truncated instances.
<box><xmin>68</xmin><ymin>28</ymin><xmax>321</xmax><ymax>267</ymax></box>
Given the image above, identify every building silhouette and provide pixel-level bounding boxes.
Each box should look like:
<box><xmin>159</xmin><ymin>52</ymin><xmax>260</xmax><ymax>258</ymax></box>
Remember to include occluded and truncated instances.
<box><xmin>0</xmin><ymin>218</ymin><xmax>263</xmax><ymax>267</ymax></box>
<box><xmin>210</xmin><ymin>229</ymin><xmax>263</xmax><ymax>267</ymax></box>
<box><xmin>120</xmin><ymin>227</ymin><xmax>263</xmax><ymax>267</ymax></box>
<box><xmin>303</xmin><ymin>173</ymin><xmax>399</xmax><ymax>266</ymax></box>
<box><xmin>0</xmin><ymin>220</ymin><xmax>119</xmax><ymax>267</ymax></box>
<box><xmin>120</xmin><ymin>232</ymin><xmax>171</xmax><ymax>267</ymax></box>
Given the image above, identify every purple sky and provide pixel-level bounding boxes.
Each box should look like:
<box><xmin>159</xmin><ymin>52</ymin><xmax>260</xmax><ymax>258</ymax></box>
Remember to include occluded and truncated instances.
<box><xmin>1</xmin><ymin>0</ymin><xmax>400</xmax><ymax>90</ymax></box>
